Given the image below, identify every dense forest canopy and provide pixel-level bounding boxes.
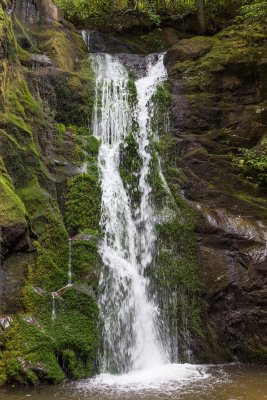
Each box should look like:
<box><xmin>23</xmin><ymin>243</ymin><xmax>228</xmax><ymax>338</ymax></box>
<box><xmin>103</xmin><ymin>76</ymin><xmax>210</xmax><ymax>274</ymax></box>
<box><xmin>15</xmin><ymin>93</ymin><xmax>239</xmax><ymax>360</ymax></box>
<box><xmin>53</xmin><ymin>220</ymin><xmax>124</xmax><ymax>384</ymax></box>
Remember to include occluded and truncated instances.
<box><xmin>54</xmin><ymin>0</ymin><xmax>267</xmax><ymax>28</ymax></box>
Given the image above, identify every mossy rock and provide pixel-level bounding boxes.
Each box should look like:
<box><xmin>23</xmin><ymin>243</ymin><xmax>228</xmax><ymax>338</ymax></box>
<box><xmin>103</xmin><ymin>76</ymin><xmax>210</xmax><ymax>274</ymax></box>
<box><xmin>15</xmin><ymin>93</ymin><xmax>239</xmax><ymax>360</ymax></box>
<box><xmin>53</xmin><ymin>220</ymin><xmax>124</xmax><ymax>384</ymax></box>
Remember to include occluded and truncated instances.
<box><xmin>65</xmin><ymin>173</ymin><xmax>101</xmax><ymax>236</ymax></box>
<box><xmin>0</xmin><ymin>299</ymin><xmax>99</xmax><ymax>385</ymax></box>
<box><xmin>167</xmin><ymin>36</ymin><xmax>218</xmax><ymax>64</ymax></box>
<box><xmin>17</xmin><ymin>177</ymin><xmax>64</xmax><ymax>236</ymax></box>
<box><xmin>0</xmin><ymin>1</ymin><xmax>101</xmax><ymax>386</ymax></box>
<box><xmin>71</xmin><ymin>238</ymin><xmax>101</xmax><ymax>290</ymax></box>
<box><xmin>169</xmin><ymin>23</ymin><xmax>267</xmax><ymax>92</ymax></box>
<box><xmin>0</xmin><ymin>175</ymin><xmax>26</xmax><ymax>227</ymax></box>
<box><xmin>36</xmin><ymin>27</ymin><xmax>86</xmax><ymax>72</ymax></box>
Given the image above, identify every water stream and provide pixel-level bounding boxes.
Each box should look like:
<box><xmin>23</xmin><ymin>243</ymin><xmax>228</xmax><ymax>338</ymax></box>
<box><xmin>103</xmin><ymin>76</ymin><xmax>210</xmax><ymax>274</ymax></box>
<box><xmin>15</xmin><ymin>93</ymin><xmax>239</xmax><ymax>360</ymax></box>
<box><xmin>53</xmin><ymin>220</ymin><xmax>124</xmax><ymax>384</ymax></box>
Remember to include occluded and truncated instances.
<box><xmin>87</xmin><ymin>51</ymin><xmax>213</xmax><ymax>389</ymax></box>
<box><xmin>92</xmin><ymin>53</ymin><xmax>167</xmax><ymax>374</ymax></box>
<box><xmin>68</xmin><ymin>238</ymin><xmax>72</xmax><ymax>286</ymax></box>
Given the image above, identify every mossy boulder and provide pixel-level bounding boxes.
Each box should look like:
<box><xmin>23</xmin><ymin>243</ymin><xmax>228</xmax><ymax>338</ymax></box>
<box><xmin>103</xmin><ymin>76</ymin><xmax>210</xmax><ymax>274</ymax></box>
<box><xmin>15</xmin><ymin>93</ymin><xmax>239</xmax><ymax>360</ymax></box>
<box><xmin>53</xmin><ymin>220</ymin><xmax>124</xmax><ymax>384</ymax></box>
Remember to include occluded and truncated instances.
<box><xmin>166</xmin><ymin>36</ymin><xmax>218</xmax><ymax>64</ymax></box>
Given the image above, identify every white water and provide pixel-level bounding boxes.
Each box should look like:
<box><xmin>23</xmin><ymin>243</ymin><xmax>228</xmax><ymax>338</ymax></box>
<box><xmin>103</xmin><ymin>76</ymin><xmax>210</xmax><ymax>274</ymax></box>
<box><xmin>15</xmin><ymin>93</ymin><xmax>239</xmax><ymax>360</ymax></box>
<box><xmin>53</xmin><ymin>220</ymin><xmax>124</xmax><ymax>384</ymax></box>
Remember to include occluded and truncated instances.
<box><xmin>92</xmin><ymin>53</ymin><xmax>167</xmax><ymax>373</ymax></box>
<box><xmin>90</xmin><ymin>52</ymin><xmax>205</xmax><ymax>386</ymax></box>
<box><xmin>51</xmin><ymin>292</ymin><xmax>56</xmax><ymax>321</ymax></box>
<box><xmin>81</xmin><ymin>31</ymin><xmax>91</xmax><ymax>52</ymax></box>
<box><xmin>68</xmin><ymin>238</ymin><xmax>72</xmax><ymax>286</ymax></box>
<box><xmin>77</xmin><ymin>363</ymin><xmax>210</xmax><ymax>393</ymax></box>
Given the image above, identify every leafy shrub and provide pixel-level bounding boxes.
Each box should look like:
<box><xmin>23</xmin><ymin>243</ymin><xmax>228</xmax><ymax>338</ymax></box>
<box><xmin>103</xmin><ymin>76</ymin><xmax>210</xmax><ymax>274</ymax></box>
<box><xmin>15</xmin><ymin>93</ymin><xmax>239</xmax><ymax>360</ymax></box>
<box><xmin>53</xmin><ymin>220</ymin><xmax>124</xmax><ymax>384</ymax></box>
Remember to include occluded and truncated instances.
<box><xmin>238</xmin><ymin>0</ymin><xmax>267</xmax><ymax>22</ymax></box>
<box><xmin>233</xmin><ymin>144</ymin><xmax>267</xmax><ymax>186</ymax></box>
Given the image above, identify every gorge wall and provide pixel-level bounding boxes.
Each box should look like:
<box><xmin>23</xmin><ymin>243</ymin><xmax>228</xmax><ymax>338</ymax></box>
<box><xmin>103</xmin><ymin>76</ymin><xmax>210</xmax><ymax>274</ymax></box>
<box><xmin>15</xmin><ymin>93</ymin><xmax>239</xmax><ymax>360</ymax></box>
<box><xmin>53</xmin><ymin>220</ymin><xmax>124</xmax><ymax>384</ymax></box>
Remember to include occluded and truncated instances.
<box><xmin>165</xmin><ymin>27</ymin><xmax>267</xmax><ymax>362</ymax></box>
<box><xmin>0</xmin><ymin>0</ymin><xmax>266</xmax><ymax>386</ymax></box>
<box><xmin>0</xmin><ymin>0</ymin><xmax>100</xmax><ymax>384</ymax></box>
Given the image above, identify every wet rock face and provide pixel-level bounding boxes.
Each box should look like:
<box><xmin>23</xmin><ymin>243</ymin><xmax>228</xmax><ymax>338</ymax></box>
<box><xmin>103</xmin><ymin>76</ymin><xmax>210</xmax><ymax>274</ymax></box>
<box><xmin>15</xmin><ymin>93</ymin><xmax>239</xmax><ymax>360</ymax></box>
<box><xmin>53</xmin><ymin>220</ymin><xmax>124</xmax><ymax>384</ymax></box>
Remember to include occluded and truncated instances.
<box><xmin>166</xmin><ymin>28</ymin><xmax>267</xmax><ymax>363</ymax></box>
<box><xmin>81</xmin><ymin>30</ymin><xmax>138</xmax><ymax>54</ymax></box>
<box><xmin>14</xmin><ymin>0</ymin><xmax>39</xmax><ymax>23</ymax></box>
<box><xmin>196</xmin><ymin>206</ymin><xmax>267</xmax><ymax>362</ymax></box>
<box><xmin>0</xmin><ymin>223</ymin><xmax>29</xmax><ymax>314</ymax></box>
<box><xmin>14</xmin><ymin>0</ymin><xmax>62</xmax><ymax>25</ymax></box>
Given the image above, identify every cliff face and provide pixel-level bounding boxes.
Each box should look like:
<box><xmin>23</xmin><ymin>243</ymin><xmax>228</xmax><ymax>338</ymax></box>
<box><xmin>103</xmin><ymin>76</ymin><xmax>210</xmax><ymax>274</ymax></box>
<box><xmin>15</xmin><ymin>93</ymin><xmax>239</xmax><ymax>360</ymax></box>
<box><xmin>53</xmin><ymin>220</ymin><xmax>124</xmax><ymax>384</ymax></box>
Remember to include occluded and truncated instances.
<box><xmin>165</xmin><ymin>24</ymin><xmax>267</xmax><ymax>362</ymax></box>
<box><xmin>0</xmin><ymin>0</ymin><xmax>100</xmax><ymax>385</ymax></box>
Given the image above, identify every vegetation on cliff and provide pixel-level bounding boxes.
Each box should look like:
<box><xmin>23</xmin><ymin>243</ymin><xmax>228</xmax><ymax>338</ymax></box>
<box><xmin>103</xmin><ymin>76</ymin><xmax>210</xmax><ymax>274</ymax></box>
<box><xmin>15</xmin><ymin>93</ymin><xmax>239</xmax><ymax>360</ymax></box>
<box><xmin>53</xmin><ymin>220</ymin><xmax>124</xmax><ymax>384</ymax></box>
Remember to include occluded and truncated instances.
<box><xmin>0</xmin><ymin>0</ymin><xmax>100</xmax><ymax>385</ymax></box>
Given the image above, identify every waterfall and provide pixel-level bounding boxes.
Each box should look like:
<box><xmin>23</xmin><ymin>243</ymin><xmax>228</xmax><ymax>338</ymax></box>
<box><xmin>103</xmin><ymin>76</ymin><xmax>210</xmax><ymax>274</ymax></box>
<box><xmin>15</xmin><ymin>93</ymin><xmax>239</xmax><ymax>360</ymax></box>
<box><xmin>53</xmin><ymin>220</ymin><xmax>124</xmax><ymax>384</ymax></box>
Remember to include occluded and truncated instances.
<box><xmin>92</xmin><ymin>53</ymin><xmax>169</xmax><ymax>374</ymax></box>
<box><xmin>135</xmin><ymin>56</ymin><xmax>168</xmax><ymax>275</ymax></box>
<box><xmin>82</xmin><ymin>30</ymin><xmax>91</xmax><ymax>52</ymax></box>
<box><xmin>68</xmin><ymin>238</ymin><xmax>72</xmax><ymax>286</ymax></box>
<box><xmin>51</xmin><ymin>292</ymin><xmax>56</xmax><ymax>321</ymax></box>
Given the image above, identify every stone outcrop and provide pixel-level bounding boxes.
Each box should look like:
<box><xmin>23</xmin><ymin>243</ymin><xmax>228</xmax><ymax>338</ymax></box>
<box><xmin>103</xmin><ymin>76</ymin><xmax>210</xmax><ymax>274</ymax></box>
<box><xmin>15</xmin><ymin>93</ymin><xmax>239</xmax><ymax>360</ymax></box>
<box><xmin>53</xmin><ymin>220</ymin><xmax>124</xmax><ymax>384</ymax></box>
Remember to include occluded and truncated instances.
<box><xmin>0</xmin><ymin>0</ymin><xmax>100</xmax><ymax>385</ymax></box>
<box><xmin>14</xmin><ymin>0</ymin><xmax>63</xmax><ymax>25</ymax></box>
<box><xmin>166</xmin><ymin>24</ymin><xmax>267</xmax><ymax>363</ymax></box>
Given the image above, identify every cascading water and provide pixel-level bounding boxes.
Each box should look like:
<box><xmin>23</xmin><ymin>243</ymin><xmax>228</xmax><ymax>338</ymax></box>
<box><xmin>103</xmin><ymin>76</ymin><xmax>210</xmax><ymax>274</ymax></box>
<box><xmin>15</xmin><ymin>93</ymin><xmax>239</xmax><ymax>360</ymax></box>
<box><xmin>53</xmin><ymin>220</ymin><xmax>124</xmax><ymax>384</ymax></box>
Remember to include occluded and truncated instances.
<box><xmin>70</xmin><ymin>42</ymin><xmax>210</xmax><ymax>392</ymax></box>
<box><xmin>92</xmin><ymin>53</ymin><xmax>168</xmax><ymax>374</ymax></box>
<box><xmin>68</xmin><ymin>238</ymin><xmax>72</xmax><ymax>286</ymax></box>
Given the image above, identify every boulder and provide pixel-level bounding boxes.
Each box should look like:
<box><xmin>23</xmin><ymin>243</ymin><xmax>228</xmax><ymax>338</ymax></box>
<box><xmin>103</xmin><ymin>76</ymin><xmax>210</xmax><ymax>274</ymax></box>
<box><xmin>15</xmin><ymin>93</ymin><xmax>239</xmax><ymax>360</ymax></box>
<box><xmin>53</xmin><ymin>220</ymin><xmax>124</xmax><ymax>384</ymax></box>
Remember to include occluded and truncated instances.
<box><xmin>166</xmin><ymin>36</ymin><xmax>217</xmax><ymax>64</ymax></box>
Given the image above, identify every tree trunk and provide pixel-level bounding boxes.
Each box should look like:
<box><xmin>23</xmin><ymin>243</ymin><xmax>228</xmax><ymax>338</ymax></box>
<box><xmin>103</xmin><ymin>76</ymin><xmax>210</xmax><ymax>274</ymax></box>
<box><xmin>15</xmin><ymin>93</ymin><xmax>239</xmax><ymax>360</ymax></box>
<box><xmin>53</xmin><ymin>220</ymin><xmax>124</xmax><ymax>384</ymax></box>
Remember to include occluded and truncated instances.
<box><xmin>196</xmin><ymin>0</ymin><xmax>206</xmax><ymax>35</ymax></box>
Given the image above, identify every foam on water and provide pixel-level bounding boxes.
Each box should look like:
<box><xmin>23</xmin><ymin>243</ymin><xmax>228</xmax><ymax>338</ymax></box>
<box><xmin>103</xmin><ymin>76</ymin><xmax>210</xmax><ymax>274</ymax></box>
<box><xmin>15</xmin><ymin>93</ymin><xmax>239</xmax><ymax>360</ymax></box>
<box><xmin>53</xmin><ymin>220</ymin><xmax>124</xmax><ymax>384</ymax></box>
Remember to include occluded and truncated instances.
<box><xmin>76</xmin><ymin>364</ymin><xmax>210</xmax><ymax>393</ymax></box>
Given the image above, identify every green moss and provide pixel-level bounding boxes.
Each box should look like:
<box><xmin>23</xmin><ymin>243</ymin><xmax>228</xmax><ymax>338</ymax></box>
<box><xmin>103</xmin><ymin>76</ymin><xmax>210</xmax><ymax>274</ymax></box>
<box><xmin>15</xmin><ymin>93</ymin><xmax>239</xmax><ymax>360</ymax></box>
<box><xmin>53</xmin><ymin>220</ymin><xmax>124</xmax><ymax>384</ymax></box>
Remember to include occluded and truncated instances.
<box><xmin>0</xmin><ymin>174</ymin><xmax>26</xmax><ymax>227</ymax></box>
<box><xmin>0</xmin><ymin>5</ymin><xmax>6</xmax><ymax>37</ymax></box>
<box><xmin>0</xmin><ymin>315</ymin><xmax>81</xmax><ymax>384</ymax></box>
<box><xmin>1</xmin><ymin>76</ymin><xmax>45</xmax><ymax>155</ymax></box>
<box><xmin>66</xmin><ymin>173</ymin><xmax>101</xmax><ymax>236</ymax></box>
<box><xmin>37</xmin><ymin>28</ymin><xmax>85</xmax><ymax>72</ymax></box>
<box><xmin>154</xmin><ymin>195</ymin><xmax>203</xmax><ymax>343</ymax></box>
<box><xmin>5</xmin><ymin>220</ymin><xmax>100</xmax><ymax>385</ymax></box>
<box><xmin>18</xmin><ymin>222</ymin><xmax>100</xmax><ymax>382</ymax></box>
<box><xmin>71</xmin><ymin>239</ymin><xmax>100</xmax><ymax>290</ymax></box>
<box><xmin>17</xmin><ymin>177</ymin><xmax>64</xmax><ymax>235</ymax></box>
<box><xmin>151</xmin><ymin>81</ymin><xmax>171</xmax><ymax>136</ymax></box>
<box><xmin>0</xmin><ymin>128</ymin><xmax>24</xmax><ymax>152</ymax></box>
<box><xmin>55</xmin><ymin>123</ymin><xmax>66</xmax><ymax>136</ymax></box>
<box><xmin>0</xmin><ymin>8</ymin><xmax>16</xmax><ymax>60</ymax></box>
<box><xmin>14</xmin><ymin>289</ymin><xmax>99</xmax><ymax>383</ymax></box>
<box><xmin>2</xmin><ymin>113</ymin><xmax>32</xmax><ymax>136</ymax></box>
<box><xmin>87</xmin><ymin>134</ymin><xmax>100</xmax><ymax>155</ymax></box>
<box><xmin>127</xmin><ymin>74</ymin><xmax>138</xmax><ymax>106</ymax></box>
<box><xmin>149</xmin><ymin>81</ymin><xmax>203</xmax><ymax>360</ymax></box>
<box><xmin>65</xmin><ymin>125</ymin><xmax>100</xmax><ymax>166</ymax></box>
<box><xmin>15</xmin><ymin>79</ymin><xmax>43</xmax><ymax>117</ymax></box>
<box><xmin>0</xmin><ymin>7</ymin><xmax>101</xmax><ymax>386</ymax></box>
<box><xmin>50</xmin><ymin>73</ymin><xmax>93</xmax><ymax>127</ymax></box>
<box><xmin>119</xmin><ymin>133</ymin><xmax>142</xmax><ymax>208</ymax></box>
<box><xmin>172</xmin><ymin>23</ymin><xmax>267</xmax><ymax>92</ymax></box>
<box><xmin>0</xmin><ymin>155</ymin><xmax>12</xmax><ymax>185</ymax></box>
<box><xmin>13</xmin><ymin>16</ymin><xmax>39</xmax><ymax>53</ymax></box>
<box><xmin>39</xmin><ymin>290</ymin><xmax>98</xmax><ymax>380</ymax></box>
